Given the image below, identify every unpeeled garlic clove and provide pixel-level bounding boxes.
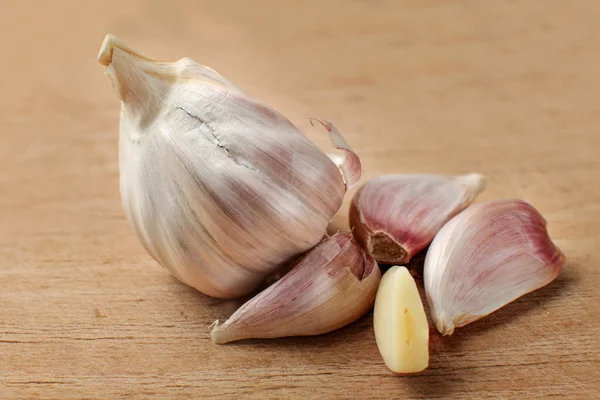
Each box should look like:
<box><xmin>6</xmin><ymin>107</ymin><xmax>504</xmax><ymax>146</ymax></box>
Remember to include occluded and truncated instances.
<box><xmin>98</xmin><ymin>35</ymin><xmax>361</xmax><ymax>299</ymax></box>
<box><xmin>211</xmin><ymin>233</ymin><xmax>381</xmax><ymax>344</ymax></box>
<box><xmin>424</xmin><ymin>199</ymin><xmax>566</xmax><ymax>335</ymax></box>
<box><xmin>349</xmin><ymin>173</ymin><xmax>486</xmax><ymax>264</ymax></box>
<box><xmin>373</xmin><ymin>266</ymin><xmax>429</xmax><ymax>374</ymax></box>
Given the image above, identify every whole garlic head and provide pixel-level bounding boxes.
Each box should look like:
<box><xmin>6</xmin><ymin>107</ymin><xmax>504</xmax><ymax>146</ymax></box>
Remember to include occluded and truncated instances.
<box><xmin>98</xmin><ymin>35</ymin><xmax>360</xmax><ymax>298</ymax></box>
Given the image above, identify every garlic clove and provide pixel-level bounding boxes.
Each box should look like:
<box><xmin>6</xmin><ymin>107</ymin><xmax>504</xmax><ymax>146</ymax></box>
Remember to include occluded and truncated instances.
<box><xmin>349</xmin><ymin>173</ymin><xmax>486</xmax><ymax>264</ymax></box>
<box><xmin>210</xmin><ymin>233</ymin><xmax>381</xmax><ymax>344</ymax></box>
<box><xmin>373</xmin><ymin>266</ymin><xmax>429</xmax><ymax>374</ymax></box>
<box><xmin>99</xmin><ymin>35</ymin><xmax>362</xmax><ymax>299</ymax></box>
<box><xmin>424</xmin><ymin>199</ymin><xmax>566</xmax><ymax>335</ymax></box>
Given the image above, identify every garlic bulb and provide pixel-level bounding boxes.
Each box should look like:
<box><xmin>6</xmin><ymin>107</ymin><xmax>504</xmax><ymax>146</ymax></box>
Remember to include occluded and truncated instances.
<box><xmin>98</xmin><ymin>35</ymin><xmax>361</xmax><ymax>298</ymax></box>
<box><xmin>424</xmin><ymin>199</ymin><xmax>566</xmax><ymax>335</ymax></box>
<box><xmin>211</xmin><ymin>233</ymin><xmax>381</xmax><ymax>344</ymax></box>
<box><xmin>373</xmin><ymin>266</ymin><xmax>429</xmax><ymax>374</ymax></box>
<box><xmin>349</xmin><ymin>173</ymin><xmax>486</xmax><ymax>263</ymax></box>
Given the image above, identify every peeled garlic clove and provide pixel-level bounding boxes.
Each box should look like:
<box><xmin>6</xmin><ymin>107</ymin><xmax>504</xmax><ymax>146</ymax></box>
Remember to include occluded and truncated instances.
<box><xmin>349</xmin><ymin>173</ymin><xmax>486</xmax><ymax>264</ymax></box>
<box><xmin>98</xmin><ymin>35</ymin><xmax>361</xmax><ymax>299</ymax></box>
<box><xmin>373</xmin><ymin>266</ymin><xmax>429</xmax><ymax>374</ymax></box>
<box><xmin>211</xmin><ymin>233</ymin><xmax>381</xmax><ymax>344</ymax></box>
<box><xmin>424</xmin><ymin>199</ymin><xmax>566</xmax><ymax>335</ymax></box>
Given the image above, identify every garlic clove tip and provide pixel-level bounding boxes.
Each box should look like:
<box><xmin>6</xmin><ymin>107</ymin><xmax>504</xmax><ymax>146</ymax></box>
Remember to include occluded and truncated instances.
<box><xmin>453</xmin><ymin>172</ymin><xmax>487</xmax><ymax>201</ymax></box>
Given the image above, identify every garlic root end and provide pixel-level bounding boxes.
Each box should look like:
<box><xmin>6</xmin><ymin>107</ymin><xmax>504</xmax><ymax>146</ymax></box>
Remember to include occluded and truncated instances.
<box><xmin>368</xmin><ymin>231</ymin><xmax>409</xmax><ymax>264</ymax></box>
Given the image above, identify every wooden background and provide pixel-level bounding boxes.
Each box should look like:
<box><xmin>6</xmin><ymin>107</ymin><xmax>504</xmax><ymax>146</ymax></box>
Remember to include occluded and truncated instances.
<box><xmin>1</xmin><ymin>0</ymin><xmax>599</xmax><ymax>398</ymax></box>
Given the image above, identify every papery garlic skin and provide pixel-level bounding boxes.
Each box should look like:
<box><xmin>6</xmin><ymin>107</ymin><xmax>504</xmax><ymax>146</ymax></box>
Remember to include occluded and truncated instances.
<box><xmin>373</xmin><ymin>266</ymin><xmax>429</xmax><ymax>374</ymax></box>
<box><xmin>211</xmin><ymin>233</ymin><xmax>381</xmax><ymax>344</ymax></box>
<box><xmin>424</xmin><ymin>199</ymin><xmax>566</xmax><ymax>335</ymax></box>
<box><xmin>350</xmin><ymin>173</ymin><xmax>486</xmax><ymax>264</ymax></box>
<box><xmin>98</xmin><ymin>35</ymin><xmax>361</xmax><ymax>299</ymax></box>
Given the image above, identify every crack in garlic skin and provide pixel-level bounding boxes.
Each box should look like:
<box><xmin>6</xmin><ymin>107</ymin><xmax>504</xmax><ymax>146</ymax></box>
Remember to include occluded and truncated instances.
<box><xmin>100</xmin><ymin>35</ymin><xmax>357</xmax><ymax>298</ymax></box>
<box><xmin>176</xmin><ymin>106</ymin><xmax>257</xmax><ymax>171</ymax></box>
<box><xmin>424</xmin><ymin>199</ymin><xmax>565</xmax><ymax>335</ymax></box>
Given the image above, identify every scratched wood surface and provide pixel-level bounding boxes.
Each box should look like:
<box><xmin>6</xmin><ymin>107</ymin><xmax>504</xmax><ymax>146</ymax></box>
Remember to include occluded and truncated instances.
<box><xmin>1</xmin><ymin>0</ymin><xmax>599</xmax><ymax>398</ymax></box>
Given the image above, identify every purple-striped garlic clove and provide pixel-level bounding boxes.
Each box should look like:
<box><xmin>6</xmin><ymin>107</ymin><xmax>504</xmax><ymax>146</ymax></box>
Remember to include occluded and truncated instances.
<box><xmin>349</xmin><ymin>173</ymin><xmax>486</xmax><ymax>264</ymax></box>
<box><xmin>210</xmin><ymin>233</ymin><xmax>381</xmax><ymax>344</ymax></box>
<box><xmin>424</xmin><ymin>199</ymin><xmax>566</xmax><ymax>335</ymax></box>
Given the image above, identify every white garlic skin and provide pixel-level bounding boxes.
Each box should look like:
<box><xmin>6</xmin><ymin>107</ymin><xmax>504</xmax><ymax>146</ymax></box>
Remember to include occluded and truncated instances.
<box><xmin>424</xmin><ymin>199</ymin><xmax>565</xmax><ymax>335</ymax></box>
<box><xmin>100</xmin><ymin>35</ymin><xmax>349</xmax><ymax>298</ymax></box>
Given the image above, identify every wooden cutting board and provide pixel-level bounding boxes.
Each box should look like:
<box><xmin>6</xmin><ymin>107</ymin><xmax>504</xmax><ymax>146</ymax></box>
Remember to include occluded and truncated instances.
<box><xmin>1</xmin><ymin>1</ymin><xmax>598</xmax><ymax>398</ymax></box>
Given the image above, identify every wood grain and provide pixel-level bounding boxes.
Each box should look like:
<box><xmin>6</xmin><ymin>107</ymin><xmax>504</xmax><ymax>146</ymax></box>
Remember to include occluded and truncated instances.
<box><xmin>1</xmin><ymin>0</ymin><xmax>599</xmax><ymax>398</ymax></box>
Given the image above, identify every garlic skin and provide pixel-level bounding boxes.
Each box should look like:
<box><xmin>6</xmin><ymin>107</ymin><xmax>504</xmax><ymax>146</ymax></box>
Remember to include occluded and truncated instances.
<box><xmin>424</xmin><ymin>199</ymin><xmax>566</xmax><ymax>335</ymax></box>
<box><xmin>211</xmin><ymin>233</ymin><xmax>381</xmax><ymax>344</ymax></box>
<box><xmin>98</xmin><ymin>35</ymin><xmax>361</xmax><ymax>299</ymax></box>
<box><xmin>349</xmin><ymin>173</ymin><xmax>486</xmax><ymax>264</ymax></box>
<box><xmin>373</xmin><ymin>266</ymin><xmax>429</xmax><ymax>374</ymax></box>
